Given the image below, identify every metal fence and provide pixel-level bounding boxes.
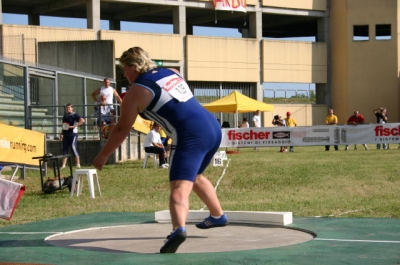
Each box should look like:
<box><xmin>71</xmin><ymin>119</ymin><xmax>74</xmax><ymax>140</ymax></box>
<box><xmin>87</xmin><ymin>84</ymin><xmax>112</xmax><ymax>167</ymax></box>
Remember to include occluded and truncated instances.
<box><xmin>27</xmin><ymin>103</ymin><xmax>120</xmax><ymax>140</ymax></box>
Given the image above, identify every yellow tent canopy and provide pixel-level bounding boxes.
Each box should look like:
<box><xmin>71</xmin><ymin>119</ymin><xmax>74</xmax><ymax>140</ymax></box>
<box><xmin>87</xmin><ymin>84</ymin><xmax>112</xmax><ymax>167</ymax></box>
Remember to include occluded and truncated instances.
<box><xmin>202</xmin><ymin>90</ymin><xmax>274</xmax><ymax>113</ymax></box>
<box><xmin>132</xmin><ymin>115</ymin><xmax>153</xmax><ymax>134</ymax></box>
<box><xmin>203</xmin><ymin>90</ymin><xmax>274</xmax><ymax>126</ymax></box>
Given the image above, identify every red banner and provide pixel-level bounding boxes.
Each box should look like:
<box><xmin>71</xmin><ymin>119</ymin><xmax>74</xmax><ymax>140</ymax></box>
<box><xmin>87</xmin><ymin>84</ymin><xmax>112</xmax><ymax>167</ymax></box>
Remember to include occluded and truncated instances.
<box><xmin>213</xmin><ymin>0</ymin><xmax>247</xmax><ymax>12</ymax></box>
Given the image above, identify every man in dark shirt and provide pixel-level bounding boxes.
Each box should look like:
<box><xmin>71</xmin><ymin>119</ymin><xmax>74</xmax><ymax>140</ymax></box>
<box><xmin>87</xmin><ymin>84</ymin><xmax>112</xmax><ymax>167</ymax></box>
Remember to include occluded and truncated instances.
<box><xmin>374</xmin><ymin>107</ymin><xmax>388</xmax><ymax>149</ymax></box>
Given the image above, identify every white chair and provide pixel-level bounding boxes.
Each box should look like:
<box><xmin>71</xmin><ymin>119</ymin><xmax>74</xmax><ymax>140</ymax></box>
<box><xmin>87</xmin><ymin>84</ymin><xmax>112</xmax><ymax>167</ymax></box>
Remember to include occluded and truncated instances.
<box><xmin>143</xmin><ymin>153</ymin><xmax>158</xmax><ymax>168</ymax></box>
<box><xmin>70</xmin><ymin>169</ymin><xmax>101</xmax><ymax>198</ymax></box>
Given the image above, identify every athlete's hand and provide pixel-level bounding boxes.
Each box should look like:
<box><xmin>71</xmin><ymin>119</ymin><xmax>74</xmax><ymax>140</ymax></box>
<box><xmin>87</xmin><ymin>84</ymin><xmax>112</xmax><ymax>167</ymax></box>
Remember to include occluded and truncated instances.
<box><xmin>93</xmin><ymin>154</ymin><xmax>108</xmax><ymax>171</ymax></box>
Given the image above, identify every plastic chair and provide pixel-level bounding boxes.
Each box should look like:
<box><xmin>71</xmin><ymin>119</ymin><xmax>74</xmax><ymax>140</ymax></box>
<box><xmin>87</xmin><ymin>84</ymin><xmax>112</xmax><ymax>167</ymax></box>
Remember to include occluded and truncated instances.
<box><xmin>143</xmin><ymin>153</ymin><xmax>158</xmax><ymax>168</ymax></box>
<box><xmin>70</xmin><ymin>169</ymin><xmax>101</xmax><ymax>198</ymax></box>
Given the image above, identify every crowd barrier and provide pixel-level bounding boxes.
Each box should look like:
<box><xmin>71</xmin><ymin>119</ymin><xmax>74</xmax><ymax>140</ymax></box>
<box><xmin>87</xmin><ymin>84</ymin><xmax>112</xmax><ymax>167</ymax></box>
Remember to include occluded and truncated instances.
<box><xmin>220</xmin><ymin>123</ymin><xmax>400</xmax><ymax>148</ymax></box>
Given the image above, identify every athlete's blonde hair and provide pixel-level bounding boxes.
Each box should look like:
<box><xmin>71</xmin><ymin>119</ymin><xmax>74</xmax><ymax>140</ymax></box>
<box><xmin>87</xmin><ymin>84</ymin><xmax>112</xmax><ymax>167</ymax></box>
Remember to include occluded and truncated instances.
<box><xmin>119</xmin><ymin>47</ymin><xmax>157</xmax><ymax>74</ymax></box>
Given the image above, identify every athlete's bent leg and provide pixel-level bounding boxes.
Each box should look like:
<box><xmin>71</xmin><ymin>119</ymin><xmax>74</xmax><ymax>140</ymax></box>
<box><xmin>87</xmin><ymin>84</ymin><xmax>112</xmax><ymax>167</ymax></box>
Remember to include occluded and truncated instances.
<box><xmin>193</xmin><ymin>174</ymin><xmax>224</xmax><ymax>216</ymax></box>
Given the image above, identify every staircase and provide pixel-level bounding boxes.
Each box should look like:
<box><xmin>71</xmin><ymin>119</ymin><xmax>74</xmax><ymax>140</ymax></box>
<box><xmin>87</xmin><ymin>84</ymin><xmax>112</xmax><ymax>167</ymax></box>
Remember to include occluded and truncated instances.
<box><xmin>0</xmin><ymin>91</ymin><xmax>53</xmax><ymax>133</ymax></box>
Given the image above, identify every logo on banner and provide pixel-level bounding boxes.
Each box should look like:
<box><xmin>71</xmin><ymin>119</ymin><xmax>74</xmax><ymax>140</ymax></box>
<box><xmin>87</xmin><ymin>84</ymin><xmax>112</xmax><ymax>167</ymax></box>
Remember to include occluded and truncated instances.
<box><xmin>374</xmin><ymin>125</ymin><xmax>400</xmax><ymax>136</ymax></box>
<box><xmin>272</xmin><ymin>131</ymin><xmax>290</xmax><ymax>139</ymax></box>
<box><xmin>213</xmin><ymin>0</ymin><xmax>247</xmax><ymax>12</ymax></box>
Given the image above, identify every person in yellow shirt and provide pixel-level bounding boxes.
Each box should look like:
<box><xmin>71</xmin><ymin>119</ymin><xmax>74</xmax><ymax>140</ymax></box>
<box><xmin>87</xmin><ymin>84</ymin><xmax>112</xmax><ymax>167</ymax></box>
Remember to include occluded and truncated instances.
<box><xmin>325</xmin><ymin>108</ymin><xmax>338</xmax><ymax>151</ymax></box>
<box><xmin>159</xmin><ymin>127</ymin><xmax>167</xmax><ymax>145</ymax></box>
<box><xmin>285</xmin><ymin>111</ymin><xmax>297</xmax><ymax>152</ymax></box>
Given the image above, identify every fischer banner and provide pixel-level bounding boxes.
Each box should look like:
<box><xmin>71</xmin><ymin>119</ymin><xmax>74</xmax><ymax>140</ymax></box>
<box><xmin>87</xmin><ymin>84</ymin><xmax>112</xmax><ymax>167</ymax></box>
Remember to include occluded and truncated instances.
<box><xmin>220</xmin><ymin>123</ymin><xmax>400</xmax><ymax>148</ymax></box>
<box><xmin>213</xmin><ymin>0</ymin><xmax>247</xmax><ymax>12</ymax></box>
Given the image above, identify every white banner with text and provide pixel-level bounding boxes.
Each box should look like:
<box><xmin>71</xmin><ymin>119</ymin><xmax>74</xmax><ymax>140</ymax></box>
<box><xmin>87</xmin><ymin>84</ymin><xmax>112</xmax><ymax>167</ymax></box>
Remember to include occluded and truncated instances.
<box><xmin>213</xmin><ymin>0</ymin><xmax>247</xmax><ymax>12</ymax></box>
<box><xmin>220</xmin><ymin>123</ymin><xmax>400</xmax><ymax>148</ymax></box>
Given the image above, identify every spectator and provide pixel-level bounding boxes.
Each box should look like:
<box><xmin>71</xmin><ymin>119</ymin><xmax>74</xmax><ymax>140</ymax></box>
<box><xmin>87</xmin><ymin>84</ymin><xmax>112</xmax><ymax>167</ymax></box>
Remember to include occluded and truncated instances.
<box><xmin>91</xmin><ymin>77</ymin><xmax>123</xmax><ymax>105</ymax></box>
<box><xmin>93</xmin><ymin>47</ymin><xmax>227</xmax><ymax>253</ymax></box>
<box><xmin>272</xmin><ymin>115</ymin><xmax>287</xmax><ymax>152</ymax></box>
<box><xmin>374</xmin><ymin>107</ymin><xmax>388</xmax><ymax>149</ymax></box>
<box><xmin>345</xmin><ymin>111</ymin><xmax>368</xmax><ymax>150</ymax></box>
<box><xmin>95</xmin><ymin>94</ymin><xmax>116</xmax><ymax>139</ymax></box>
<box><xmin>285</xmin><ymin>111</ymin><xmax>297</xmax><ymax>152</ymax></box>
<box><xmin>240</xmin><ymin>117</ymin><xmax>249</xmax><ymax>128</ymax></box>
<box><xmin>253</xmin><ymin>110</ymin><xmax>261</xmax><ymax>128</ymax></box>
<box><xmin>253</xmin><ymin>110</ymin><xmax>261</xmax><ymax>150</ymax></box>
<box><xmin>144</xmin><ymin>123</ymin><xmax>169</xmax><ymax>168</ymax></box>
<box><xmin>325</xmin><ymin>108</ymin><xmax>338</xmax><ymax>151</ymax></box>
<box><xmin>221</xmin><ymin>121</ymin><xmax>230</xmax><ymax>128</ymax></box>
<box><xmin>60</xmin><ymin>103</ymin><xmax>85</xmax><ymax>169</ymax></box>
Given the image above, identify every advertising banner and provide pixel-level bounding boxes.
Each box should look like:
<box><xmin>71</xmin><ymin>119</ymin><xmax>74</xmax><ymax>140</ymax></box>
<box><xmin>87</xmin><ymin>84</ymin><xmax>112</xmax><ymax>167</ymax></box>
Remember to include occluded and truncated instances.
<box><xmin>221</xmin><ymin>123</ymin><xmax>400</xmax><ymax>148</ymax></box>
<box><xmin>213</xmin><ymin>0</ymin><xmax>247</xmax><ymax>12</ymax></box>
<box><xmin>0</xmin><ymin>124</ymin><xmax>45</xmax><ymax>166</ymax></box>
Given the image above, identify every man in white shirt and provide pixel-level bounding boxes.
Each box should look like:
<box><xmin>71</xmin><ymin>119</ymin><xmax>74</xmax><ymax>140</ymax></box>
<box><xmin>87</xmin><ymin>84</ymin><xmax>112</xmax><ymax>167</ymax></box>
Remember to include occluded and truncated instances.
<box><xmin>253</xmin><ymin>110</ymin><xmax>261</xmax><ymax>127</ymax></box>
<box><xmin>91</xmin><ymin>78</ymin><xmax>122</xmax><ymax>105</ymax></box>
<box><xmin>252</xmin><ymin>110</ymin><xmax>261</xmax><ymax>150</ymax></box>
<box><xmin>144</xmin><ymin>123</ymin><xmax>169</xmax><ymax>168</ymax></box>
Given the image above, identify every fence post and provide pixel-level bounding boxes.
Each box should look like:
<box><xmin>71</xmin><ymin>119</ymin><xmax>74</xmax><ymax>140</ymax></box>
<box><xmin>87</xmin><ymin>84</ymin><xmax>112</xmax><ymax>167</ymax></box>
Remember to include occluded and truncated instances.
<box><xmin>24</xmin><ymin>66</ymin><xmax>30</xmax><ymax>129</ymax></box>
<box><xmin>22</xmin><ymin>34</ymin><xmax>25</xmax><ymax>64</ymax></box>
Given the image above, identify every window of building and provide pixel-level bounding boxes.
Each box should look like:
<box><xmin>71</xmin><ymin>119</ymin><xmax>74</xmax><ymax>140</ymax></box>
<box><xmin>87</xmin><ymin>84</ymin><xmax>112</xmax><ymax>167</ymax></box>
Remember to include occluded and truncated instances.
<box><xmin>353</xmin><ymin>25</ymin><xmax>369</xmax><ymax>41</ymax></box>
<box><xmin>375</xmin><ymin>24</ymin><xmax>391</xmax><ymax>40</ymax></box>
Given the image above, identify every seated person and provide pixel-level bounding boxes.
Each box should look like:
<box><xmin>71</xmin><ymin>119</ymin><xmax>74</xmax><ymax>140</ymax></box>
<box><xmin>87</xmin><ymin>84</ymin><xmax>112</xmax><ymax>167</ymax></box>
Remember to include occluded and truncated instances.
<box><xmin>95</xmin><ymin>94</ymin><xmax>116</xmax><ymax>139</ymax></box>
<box><xmin>144</xmin><ymin>123</ymin><xmax>169</xmax><ymax>168</ymax></box>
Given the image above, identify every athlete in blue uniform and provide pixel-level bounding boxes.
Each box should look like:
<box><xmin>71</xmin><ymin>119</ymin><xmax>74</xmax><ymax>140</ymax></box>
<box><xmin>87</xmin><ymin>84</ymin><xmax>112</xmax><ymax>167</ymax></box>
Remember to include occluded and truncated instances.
<box><xmin>93</xmin><ymin>47</ymin><xmax>228</xmax><ymax>253</ymax></box>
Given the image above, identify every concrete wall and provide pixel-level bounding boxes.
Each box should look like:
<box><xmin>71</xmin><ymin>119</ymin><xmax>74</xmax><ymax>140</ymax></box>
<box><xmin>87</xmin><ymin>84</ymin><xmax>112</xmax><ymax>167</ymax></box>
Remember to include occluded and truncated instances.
<box><xmin>100</xmin><ymin>31</ymin><xmax>182</xmax><ymax>63</ymax></box>
<box><xmin>38</xmin><ymin>40</ymin><xmax>115</xmax><ymax>78</ymax></box>
<box><xmin>263</xmin><ymin>40</ymin><xmax>327</xmax><ymax>83</ymax></box>
<box><xmin>186</xmin><ymin>36</ymin><xmax>259</xmax><ymax>82</ymax></box>
<box><xmin>262</xmin><ymin>0</ymin><xmax>326</xmax><ymax>11</ymax></box>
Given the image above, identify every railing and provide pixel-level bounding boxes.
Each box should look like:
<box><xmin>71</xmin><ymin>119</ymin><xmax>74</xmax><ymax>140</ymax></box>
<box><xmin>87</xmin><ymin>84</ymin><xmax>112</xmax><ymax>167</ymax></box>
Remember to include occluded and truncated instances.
<box><xmin>263</xmin><ymin>88</ymin><xmax>316</xmax><ymax>98</ymax></box>
<box><xmin>27</xmin><ymin>103</ymin><xmax>120</xmax><ymax>141</ymax></box>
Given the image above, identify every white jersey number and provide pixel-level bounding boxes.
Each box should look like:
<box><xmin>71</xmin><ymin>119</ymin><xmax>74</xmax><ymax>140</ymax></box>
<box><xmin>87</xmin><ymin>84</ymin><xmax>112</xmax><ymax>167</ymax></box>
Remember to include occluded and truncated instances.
<box><xmin>157</xmin><ymin>75</ymin><xmax>193</xmax><ymax>102</ymax></box>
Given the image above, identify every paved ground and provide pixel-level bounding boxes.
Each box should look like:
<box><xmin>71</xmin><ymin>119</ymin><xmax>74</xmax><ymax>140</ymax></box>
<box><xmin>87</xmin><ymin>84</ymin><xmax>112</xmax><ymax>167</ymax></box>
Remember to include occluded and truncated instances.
<box><xmin>0</xmin><ymin>212</ymin><xmax>399</xmax><ymax>265</ymax></box>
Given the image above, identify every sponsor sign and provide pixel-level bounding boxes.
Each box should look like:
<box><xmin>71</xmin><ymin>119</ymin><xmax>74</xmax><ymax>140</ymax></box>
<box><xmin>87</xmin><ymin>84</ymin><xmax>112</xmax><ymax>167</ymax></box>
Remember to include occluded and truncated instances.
<box><xmin>220</xmin><ymin>123</ymin><xmax>400</xmax><ymax>148</ymax></box>
<box><xmin>0</xmin><ymin>123</ymin><xmax>45</xmax><ymax>166</ymax></box>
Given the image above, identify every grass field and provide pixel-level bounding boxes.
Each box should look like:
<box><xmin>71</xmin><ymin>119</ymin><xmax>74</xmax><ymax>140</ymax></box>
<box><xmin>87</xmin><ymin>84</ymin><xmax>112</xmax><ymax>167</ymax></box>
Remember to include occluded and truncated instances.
<box><xmin>1</xmin><ymin>145</ymin><xmax>399</xmax><ymax>227</ymax></box>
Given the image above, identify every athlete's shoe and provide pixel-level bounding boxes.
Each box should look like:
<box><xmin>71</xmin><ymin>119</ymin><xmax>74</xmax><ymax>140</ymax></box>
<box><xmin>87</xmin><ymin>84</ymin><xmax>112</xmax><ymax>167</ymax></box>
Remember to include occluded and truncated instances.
<box><xmin>160</xmin><ymin>227</ymin><xmax>187</xmax><ymax>253</ymax></box>
<box><xmin>195</xmin><ymin>214</ymin><xmax>229</xmax><ymax>229</ymax></box>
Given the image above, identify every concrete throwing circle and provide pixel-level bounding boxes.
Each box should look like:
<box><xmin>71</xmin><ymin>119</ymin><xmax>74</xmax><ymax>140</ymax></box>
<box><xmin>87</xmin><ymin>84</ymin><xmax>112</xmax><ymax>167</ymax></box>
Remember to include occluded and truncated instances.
<box><xmin>45</xmin><ymin>223</ymin><xmax>314</xmax><ymax>254</ymax></box>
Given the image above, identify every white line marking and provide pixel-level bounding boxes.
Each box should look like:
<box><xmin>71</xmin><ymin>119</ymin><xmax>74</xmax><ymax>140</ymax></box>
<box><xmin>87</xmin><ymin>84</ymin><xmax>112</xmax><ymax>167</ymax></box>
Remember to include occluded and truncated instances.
<box><xmin>200</xmin><ymin>158</ymin><xmax>231</xmax><ymax>211</ymax></box>
<box><xmin>314</xmin><ymin>209</ymin><xmax>368</xmax><ymax>218</ymax></box>
<box><xmin>315</xmin><ymin>238</ymin><xmax>400</xmax><ymax>244</ymax></box>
